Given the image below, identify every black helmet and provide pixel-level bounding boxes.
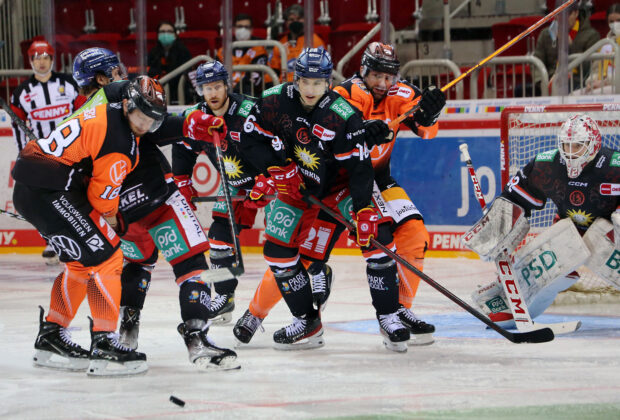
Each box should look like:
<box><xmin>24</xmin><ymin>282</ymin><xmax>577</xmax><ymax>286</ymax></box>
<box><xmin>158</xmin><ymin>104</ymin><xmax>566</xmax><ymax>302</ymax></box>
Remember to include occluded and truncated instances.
<box><xmin>360</xmin><ymin>42</ymin><xmax>400</xmax><ymax>76</ymax></box>
<box><xmin>125</xmin><ymin>76</ymin><xmax>167</xmax><ymax>131</ymax></box>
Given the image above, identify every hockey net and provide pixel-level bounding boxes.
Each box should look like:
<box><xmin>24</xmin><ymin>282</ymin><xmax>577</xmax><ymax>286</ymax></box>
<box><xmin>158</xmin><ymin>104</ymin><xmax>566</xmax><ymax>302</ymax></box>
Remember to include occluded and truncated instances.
<box><xmin>500</xmin><ymin>104</ymin><xmax>620</xmax><ymax>304</ymax></box>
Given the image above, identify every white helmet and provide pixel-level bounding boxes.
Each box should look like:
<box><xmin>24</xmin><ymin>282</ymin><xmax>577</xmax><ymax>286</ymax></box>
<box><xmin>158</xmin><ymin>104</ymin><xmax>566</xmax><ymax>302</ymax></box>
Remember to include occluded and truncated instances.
<box><xmin>557</xmin><ymin>114</ymin><xmax>602</xmax><ymax>178</ymax></box>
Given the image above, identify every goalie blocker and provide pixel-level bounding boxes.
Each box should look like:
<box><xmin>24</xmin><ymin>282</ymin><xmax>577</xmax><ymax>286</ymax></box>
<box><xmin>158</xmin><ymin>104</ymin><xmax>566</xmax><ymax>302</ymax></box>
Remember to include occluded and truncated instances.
<box><xmin>464</xmin><ymin>199</ymin><xmax>613</xmax><ymax>327</ymax></box>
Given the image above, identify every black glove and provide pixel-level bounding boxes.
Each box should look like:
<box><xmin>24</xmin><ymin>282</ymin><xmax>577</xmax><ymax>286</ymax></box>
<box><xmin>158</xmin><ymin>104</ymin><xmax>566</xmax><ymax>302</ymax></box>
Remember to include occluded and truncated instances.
<box><xmin>414</xmin><ymin>86</ymin><xmax>445</xmax><ymax>127</ymax></box>
<box><xmin>363</xmin><ymin>119</ymin><xmax>394</xmax><ymax>147</ymax></box>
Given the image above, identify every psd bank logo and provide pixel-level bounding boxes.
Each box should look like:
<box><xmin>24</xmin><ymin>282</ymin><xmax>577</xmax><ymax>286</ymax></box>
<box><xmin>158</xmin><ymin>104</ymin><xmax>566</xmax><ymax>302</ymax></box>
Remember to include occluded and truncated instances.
<box><xmin>149</xmin><ymin>220</ymin><xmax>189</xmax><ymax>261</ymax></box>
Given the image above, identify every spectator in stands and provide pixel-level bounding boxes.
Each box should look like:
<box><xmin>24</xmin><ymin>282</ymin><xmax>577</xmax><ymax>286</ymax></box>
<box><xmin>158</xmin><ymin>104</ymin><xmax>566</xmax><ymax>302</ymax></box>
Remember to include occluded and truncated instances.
<box><xmin>534</xmin><ymin>2</ymin><xmax>600</xmax><ymax>94</ymax></box>
<box><xmin>148</xmin><ymin>20</ymin><xmax>192</xmax><ymax>104</ymax></box>
<box><xmin>579</xmin><ymin>3</ymin><xmax>620</xmax><ymax>94</ymax></box>
<box><xmin>216</xmin><ymin>13</ymin><xmax>272</xmax><ymax>96</ymax></box>
<box><xmin>10</xmin><ymin>39</ymin><xmax>80</xmax><ymax>265</ymax></box>
<box><xmin>269</xmin><ymin>3</ymin><xmax>326</xmax><ymax>82</ymax></box>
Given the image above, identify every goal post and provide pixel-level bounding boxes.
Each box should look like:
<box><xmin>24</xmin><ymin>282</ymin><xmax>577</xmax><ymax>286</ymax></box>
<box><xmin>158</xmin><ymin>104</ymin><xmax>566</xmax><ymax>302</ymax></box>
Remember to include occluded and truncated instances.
<box><xmin>500</xmin><ymin>103</ymin><xmax>620</xmax><ymax>303</ymax></box>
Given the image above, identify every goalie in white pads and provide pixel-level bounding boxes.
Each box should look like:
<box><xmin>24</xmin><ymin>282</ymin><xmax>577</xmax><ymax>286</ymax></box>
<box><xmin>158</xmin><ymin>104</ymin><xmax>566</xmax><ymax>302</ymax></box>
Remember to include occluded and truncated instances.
<box><xmin>464</xmin><ymin>114</ymin><xmax>620</xmax><ymax>326</ymax></box>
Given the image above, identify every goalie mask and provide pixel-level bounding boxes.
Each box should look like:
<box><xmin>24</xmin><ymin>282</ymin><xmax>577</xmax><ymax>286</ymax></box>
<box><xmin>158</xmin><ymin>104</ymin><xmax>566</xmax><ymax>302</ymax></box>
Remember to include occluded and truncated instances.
<box><xmin>558</xmin><ymin>114</ymin><xmax>602</xmax><ymax>178</ymax></box>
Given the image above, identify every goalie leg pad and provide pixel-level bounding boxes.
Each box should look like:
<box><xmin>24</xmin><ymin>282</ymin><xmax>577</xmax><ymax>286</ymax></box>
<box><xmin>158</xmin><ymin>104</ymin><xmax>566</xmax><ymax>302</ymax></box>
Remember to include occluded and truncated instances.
<box><xmin>583</xmin><ymin>217</ymin><xmax>620</xmax><ymax>290</ymax></box>
<box><xmin>462</xmin><ymin>197</ymin><xmax>530</xmax><ymax>260</ymax></box>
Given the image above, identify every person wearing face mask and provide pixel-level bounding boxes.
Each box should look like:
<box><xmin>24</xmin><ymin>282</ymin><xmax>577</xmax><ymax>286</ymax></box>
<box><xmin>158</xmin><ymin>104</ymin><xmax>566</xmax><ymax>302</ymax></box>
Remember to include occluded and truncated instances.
<box><xmin>534</xmin><ymin>3</ymin><xmax>600</xmax><ymax>94</ymax></box>
<box><xmin>148</xmin><ymin>21</ymin><xmax>192</xmax><ymax>104</ymax></box>
<box><xmin>216</xmin><ymin>13</ymin><xmax>272</xmax><ymax>95</ymax></box>
<box><xmin>9</xmin><ymin>38</ymin><xmax>80</xmax><ymax>264</ymax></box>
<box><xmin>269</xmin><ymin>4</ymin><xmax>326</xmax><ymax>82</ymax></box>
<box><xmin>579</xmin><ymin>3</ymin><xmax>620</xmax><ymax>94</ymax></box>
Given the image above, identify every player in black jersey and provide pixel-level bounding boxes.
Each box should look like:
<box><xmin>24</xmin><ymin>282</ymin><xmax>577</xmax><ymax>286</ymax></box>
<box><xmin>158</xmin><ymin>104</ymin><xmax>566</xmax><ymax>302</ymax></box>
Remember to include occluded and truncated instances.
<box><xmin>172</xmin><ymin>60</ymin><xmax>274</xmax><ymax>324</ymax></box>
<box><xmin>67</xmin><ymin>49</ymin><xmax>239</xmax><ymax>371</ymax></box>
<box><xmin>238</xmin><ymin>48</ymin><xmax>410</xmax><ymax>351</ymax></box>
<box><xmin>468</xmin><ymin>114</ymin><xmax>620</xmax><ymax>326</ymax></box>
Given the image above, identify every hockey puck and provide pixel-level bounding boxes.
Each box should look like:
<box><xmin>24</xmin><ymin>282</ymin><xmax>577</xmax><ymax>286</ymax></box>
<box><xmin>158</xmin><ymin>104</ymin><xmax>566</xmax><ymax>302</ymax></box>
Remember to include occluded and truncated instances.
<box><xmin>169</xmin><ymin>395</ymin><xmax>185</xmax><ymax>407</ymax></box>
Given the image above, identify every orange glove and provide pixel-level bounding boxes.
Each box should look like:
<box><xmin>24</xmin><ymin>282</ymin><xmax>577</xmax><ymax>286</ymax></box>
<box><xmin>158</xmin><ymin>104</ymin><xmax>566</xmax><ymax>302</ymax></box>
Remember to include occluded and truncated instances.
<box><xmin>245</xmin><ymin>174</ymin><xmax>276</xmax><ymax>209</ymax></box>
<box><xmin>174</xmin><ymin>175</ymin><xmax>198</xmax><ymax>210</ymax></box>
<box><xmin>267</xmin><ymin>161</ymin><xmax>304</xmax><ymax>201</ymax></box>
<box><xmin>183</xmin><ymin>110</ymin><xmax>227</xmax><ymax>143</ymax></box>
<box><xmin>350</xmin><ymin>207</ymin><xmax>380</xmax><ymax>247</ymax></box>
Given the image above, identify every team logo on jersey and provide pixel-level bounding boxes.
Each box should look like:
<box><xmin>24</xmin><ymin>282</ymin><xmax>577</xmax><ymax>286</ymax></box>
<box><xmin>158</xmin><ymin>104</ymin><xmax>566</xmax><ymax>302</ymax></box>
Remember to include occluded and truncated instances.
<box><xmin>31</xmin><ymin>104</ymin><xmax>71</xmax><ymax>121</ymax></box>
<box><xmin>49</xmin><ymin>235</ymin><xmax>81</xmax><ymax>260</ymax></box>
<box><xmin>329</xmin><ymin>97</ymin><xmax>355</xmax><ymax>121</ymax></box>
<box><xmin>230</xmin><ymin>131</ymin><xmax>241</xmax><ymax>142</ymax></box>
<box><xmin>611</xmin><ymin>152</ymin><xmax>620</xmax><ymax>167</ymax></box>
<box><xmin>566</xmin><ymin>209</ymin><xmax>594</xmax><ymax>227</ymax></box>
<box><xmin>535</xmin><ymin>149</ymin><xmax>558</xmax><ymax>162</ymax></box>
<box><xmin>312</xmin><ymin>124</ymin><xmax>335</xmax><ymax>141</ymax></box>
<box><xmin>220</xmin><ymin>137</ymin><xmax>229</xmax><ymax>152</ymax></box>
<box><xmin>109</xmin><ymin>161</ymin><xmax>128</xmax><ymax>186</ymax></box>
<box><xmin>296</xmin><ymin>127</ymin><xmax>311</xmax><ymax>144</ymax></box>
<box><xmin>569</xmin><ymin>190</ymin><xmax>585</xmax><ymax>206</ymax></box>
<box><xmin>600</xmin><ymin>183</ymin><xmax>620</xmax><ymax>195</ymax></box>
<box><xmin>57</xmin><ymin>85</ymin><xmax>66</xmax><ymax>96</ymax></box>
<box><xmin>388</xmin><ymin>85</ymin><xmax>412</xmax><ymax>98</ymax></box>
<box><xmin>237</xmin><ymin>99</ymin><xmax>255</xmax><ymax>118</ymax></box>
<box><xmin>85</xmin><ymin>233</ymin><xmax>104</xmax><ymax>252</ymax></box>
<box><xmin>223</xmin><ymin>155</ymin><xmax>243</xmax><ymax>179</ymax></box>
<box><xmin>294</xmin><ymin>145</ymin><xmax>320</xmax><ymax>170</ymax></box>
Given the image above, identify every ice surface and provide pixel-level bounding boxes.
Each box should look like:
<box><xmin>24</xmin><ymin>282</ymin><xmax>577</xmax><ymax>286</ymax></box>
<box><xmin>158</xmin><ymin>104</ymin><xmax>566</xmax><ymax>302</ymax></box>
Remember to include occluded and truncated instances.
<box><xmin>0</xmin><ymin>254</ymin><xmax>618</xmax><ymax>419</ymax></box>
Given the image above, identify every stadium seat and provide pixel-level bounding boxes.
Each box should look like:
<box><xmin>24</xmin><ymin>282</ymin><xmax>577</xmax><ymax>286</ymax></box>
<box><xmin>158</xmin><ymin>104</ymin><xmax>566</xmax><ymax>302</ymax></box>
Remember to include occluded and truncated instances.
<box><xmin>328</xmin><ymin>0</ymin><xmax>373</xmax><ymax>30</ymax></box>
<box><xmin>491</xmin><ymin>16</ymin><xmax>546</xmax><ymax>56</ymax></box>
<box><xmin>55</xmin><ymin>0</ymin><xmax>89</xmax><ymax>37</ymax></box>
<box><xmin>178</xmin><ymin>30</ymin><xmax>218</xmax><ymax>57</ymax></box>
<box><xmin>68</xmin><ymin>33</ymin><xmax>121</xmax><ymax>57</ymax></box>
<box><xmin>179</xmin><ymin>0</ymin><xmax>220</xmax><ymax>32</ymax></box>
<box><xmin>90</xmin><ymin>0</ymin><xmax>132</xmax><ymax>34</ymax></box>
<box><xmin>146</xmin><ymin>0</ymin><xmax>179</xmax><ymax>33</ymax></box>
<box><xmin>117</xmin><ymin>32</ymin><xmax>157</xmax><ymax>69</ymax></box>
<box><xmin>331</xmin><ymin>22</ymin><xmax>379</xmax><ymax>79</ymax></box>
<box><xmin>386</xmin><ymin>0</ymin><xmax>416</xmax><ymax>30</ymax></box>
<box><xmin>589</xmin><ymin>11</ymin><xmax>609</xmax><ymax>38</ymax></box>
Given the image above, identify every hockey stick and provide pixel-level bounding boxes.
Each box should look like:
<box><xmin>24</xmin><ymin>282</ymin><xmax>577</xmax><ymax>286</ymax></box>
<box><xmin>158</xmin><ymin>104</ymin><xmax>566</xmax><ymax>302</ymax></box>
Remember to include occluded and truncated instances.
<box><xmin>200</xmin><ymin>130</ymin><xmax>245</xmax><ymax>283</ymax></box>
<box><xmin>0</xmin><ymin>97</ymin><xmax>37</xmax><ymax>141</ymax></box>
<box><xmin>305</xmin><ymin>194</ymin><xmax>553</xmax><ymax>343</ymax></box>
<box><xmin>387</xmin><ymin>0</ymin><xmax>578</xmax><ymax>131</ymax></box>
<box><xmin>192</xmin><ymin>194</ymin><xmax>276</xmax><ymax>203</ymax></box>
<box><xmin>459</xmin><ymin>143</ymin><xmax>580</xmax><ymax>335</ymax></box>
<box><xmin>0</xmin><ymin>208</ymin><xmax>25</xmax><ymax>221</ymax></box>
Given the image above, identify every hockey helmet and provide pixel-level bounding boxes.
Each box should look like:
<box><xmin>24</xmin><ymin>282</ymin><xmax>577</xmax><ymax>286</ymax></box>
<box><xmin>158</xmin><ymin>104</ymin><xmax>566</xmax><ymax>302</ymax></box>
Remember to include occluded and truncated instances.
<box><xmin>124</xmin><ymin>76</ymin><xmax>167</xmax><ymax>132</ymax></box>
<box><xmin>294</xmin><ymin>47</ymin><xmax>333</xmax><ymax>80</ymax></box>
<box><xmin>72</xmin><ymin>48</ymin><xmax>127</xmax><ymax>88</ymax></box>
<box><xmin>28</xmin><ymin>40</ymin><xmax>54</xmax><ymax>60</ymax></box>
<box><xmin>360</xmin><ymin>42</ymin><xmax>400</xmax><ymax>77</ymax></box>
<box><xmin>194</xmin><ymin>60</ymin><xmax>229</xmax><ymax>94</ymax></box>
<box><xmin>558</xmin><ymin>114</ymin><xmax>602</xmax><ymax>178</ymax></box>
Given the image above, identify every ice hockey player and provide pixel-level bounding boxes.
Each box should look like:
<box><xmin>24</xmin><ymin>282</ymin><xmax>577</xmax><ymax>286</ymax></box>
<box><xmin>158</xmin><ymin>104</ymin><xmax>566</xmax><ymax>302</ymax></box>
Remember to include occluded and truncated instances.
<box><xmin>236</xmin><ymin>47</ymin><xmax>410</xmax><ymax>352</ymax></box>
<box><xmin>10</xmin><ymin>39</ymin><xmax>80</xmax><ymax>264</ymax></box>
<box><xmin>69</xmin><ymin>48</ymin><xmax>239</xmax><ymax>371</ymax></box>
<box><xmin>466</xmin><ymin>114</ymin><xmax>620</xmax><ymax>326</ymax></box>
<box><xmin>172</xmin><ymin>60</ymin><xmax>273</xmax><ymax>324</ymax></box>
<box><xmin>233</xmin><ymin>42</ymin><xmax>443</xmax><ymax>347</ymax></box>
<box><xmin>11</xmin><ymin>75</ymin><xmax>167</xmax><ymax>376</ymax></box>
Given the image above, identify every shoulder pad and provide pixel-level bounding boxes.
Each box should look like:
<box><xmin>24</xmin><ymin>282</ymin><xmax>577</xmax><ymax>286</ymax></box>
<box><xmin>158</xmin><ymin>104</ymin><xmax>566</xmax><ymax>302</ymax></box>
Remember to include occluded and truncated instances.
<box><xmin>535</xmin><ymin>149</ymin><xmax>559</xmax><ymax>162</ymax></box>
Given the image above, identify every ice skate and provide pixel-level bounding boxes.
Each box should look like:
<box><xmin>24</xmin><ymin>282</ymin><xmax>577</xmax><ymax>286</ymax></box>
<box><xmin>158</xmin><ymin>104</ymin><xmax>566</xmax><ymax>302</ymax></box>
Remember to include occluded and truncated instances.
<box><xmin>377</xmin><ymin>311</ymin><xmax>410</xmax><ymax>352</ymax></box>
<box><xmin>41</xmin><ymin>244</ymin><xmax>59</xmax><ymax>266</ymax></box>
<box><xmin>233</xmin><ymin>309</ymin><xmax>264</xmax><ymax>345</ymax></box>
<box><xmin>397</xmin><ymin>305</ymin><xmax>435</xmax><ymax>346</ymax></box>
<box><xmin>210</xmin><ymin>292</ymin><xmax>235</xmax><ymax>324</ymax></box>
<box><xmin>311</xmin><ymin>264</ymin><xmax>334</xmax><ymax>312</ymax></box>
<box><xmin>118</xmin><ymin>306</ymin><xmax>141</xmax><ymax>350</ymax></box>
<box><xmin>273</xmin><ymin>312</ymin><xmax>324</xmax><ymax>351</ymax></box>
<box><xmin>87</xmin><ymin>318</ymin><xmax>148</xmax><ymax>377</ymax></box>
<box><xmin>33</xmin><ymin>306</ymin><xmax>90</xmax><ymax>371</ymax></box>
<box><xmin>178</xmin><ymin>319</ymin><xmax>240</xmax><ymax>371</ymax></box>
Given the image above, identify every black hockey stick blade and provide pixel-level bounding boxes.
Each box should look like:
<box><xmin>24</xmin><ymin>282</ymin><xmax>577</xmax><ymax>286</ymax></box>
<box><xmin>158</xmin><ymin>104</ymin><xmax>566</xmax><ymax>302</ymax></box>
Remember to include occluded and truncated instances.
<box><xmin>0</xmin><ymin>97</ymin><xmax>37</xmax><ymax>141</ymax></box>
<box><xmin>304</xmin><ymin>195</ymin><xmax>554</xmax><ymax>344</ymax></box>
<box><xmin>0</xmin><ymin>208</ymin><xmax>26</xmax><ymax>221</ymax></box>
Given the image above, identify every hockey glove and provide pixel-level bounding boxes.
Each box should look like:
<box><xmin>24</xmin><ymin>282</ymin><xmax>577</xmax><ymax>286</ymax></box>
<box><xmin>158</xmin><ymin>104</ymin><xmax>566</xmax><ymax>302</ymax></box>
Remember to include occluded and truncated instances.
<box><xmin>245</xmin><ymin>174</ymin><xmax>276</xmax><ymax>209</ymax></box>
<box><xmin>267</xmin><ymin>160</ymin><xmax>305</xmax><ymax>201</ymax></box>
<box><xmin>413</xmin><ymin>86</ymin><xmax>446</xmax><ymax>127</ymax></box>
<box><xmin>350</xmin><ymin>207</ymin><xmax>380</xmax><ymax>248</ymax></box>
<box><xmin>363</xmin><ymin>119</ymin><xmax>394</xmax><ymax>147</ymax></box>
<box><xmin>174</xmin><ymin>174</ymin><xmax>198</xmax><ymax>210</ymax></box>
<box><xmin>183</xmin><ymin>110</ymin><xmax>227</xmax><ymax>143</ymax></box>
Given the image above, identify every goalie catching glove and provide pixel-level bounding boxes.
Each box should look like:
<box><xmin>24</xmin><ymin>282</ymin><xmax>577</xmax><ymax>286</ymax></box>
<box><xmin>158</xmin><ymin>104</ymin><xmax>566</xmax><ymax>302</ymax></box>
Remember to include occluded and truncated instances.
<box><xmin>414</xmin><ymin>86</ymin><xmax>445</xmax><ymax>127</ymax></box>
<box><xmin>245</xmin><ymin>174</ymin><xmax>276</xmax><ymax>209</ymax></box>
<box><xmin>350</xmin><ymin>207</ymin><xmax>380</xmax><ymax>247</ymax></box>
<box><xmin>183</xmin><ymin>110</ymin><xmax>227</xmax><ymax>143</ymax></box>
<box><xmin>267</xmin><ymin>160</ymin><xmax>305</xmax><ymax>201</ymax></box>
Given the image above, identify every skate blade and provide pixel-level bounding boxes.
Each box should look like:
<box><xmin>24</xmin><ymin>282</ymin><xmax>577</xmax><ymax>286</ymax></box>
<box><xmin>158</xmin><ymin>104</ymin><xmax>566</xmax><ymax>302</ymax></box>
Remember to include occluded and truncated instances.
<box><xmin>193</xmin><ymin>355</ymin><xmax>240</xmax><ymax>371</ymax></box>
<box><xmin>87</xmin><ymin>359</ymin><xmax>148</xmax><ymax>377</ymax></box>
<box><xmin>33</xmin><ymin>350</ymin><xmax>89</xmax><ymax>371</ymax></box>
<box><xmin>408</xmin><ymin>333</ymin><xmax>435</xmax><ymax>346</ymax></box>
<box><xmin>382</xmin><ymin>338</ymin><xmax>408</xmax><ymax>353</ymax></box>
<box><xmin>210</xmin><ymin>312</ymin><xmax>233</xmax><ymax>325</ymax></box>
<box><xmin>273</xmin><ymin>333</ymin><xmax>325</xmax><ymax>351</ymax></box>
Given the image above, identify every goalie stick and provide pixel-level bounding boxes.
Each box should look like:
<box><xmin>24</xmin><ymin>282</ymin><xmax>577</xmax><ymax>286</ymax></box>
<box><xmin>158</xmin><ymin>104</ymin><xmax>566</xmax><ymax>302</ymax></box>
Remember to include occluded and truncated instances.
<box><xmin>459</xmin><ymin>143</ymin><xmax>580</xmax><ymax>335</ymax></box>
<box><xmin>200</xmin><ymin>130</ymin><xmax>244</xmax><ymax>283</ymax></box>
<box><xmin>387</xmin><ymin>0</ymin><xmax>578</xmax><ymax>131</ymax></box>
<box><xmin>0</xmin><ymin>97</ymin><xmax>37</xmax><ymax>141</ymax></box>
<box><xmin>305</xmin><ymin>194</ymin><xmax>553</xmax><ymax>344</ymax></box>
